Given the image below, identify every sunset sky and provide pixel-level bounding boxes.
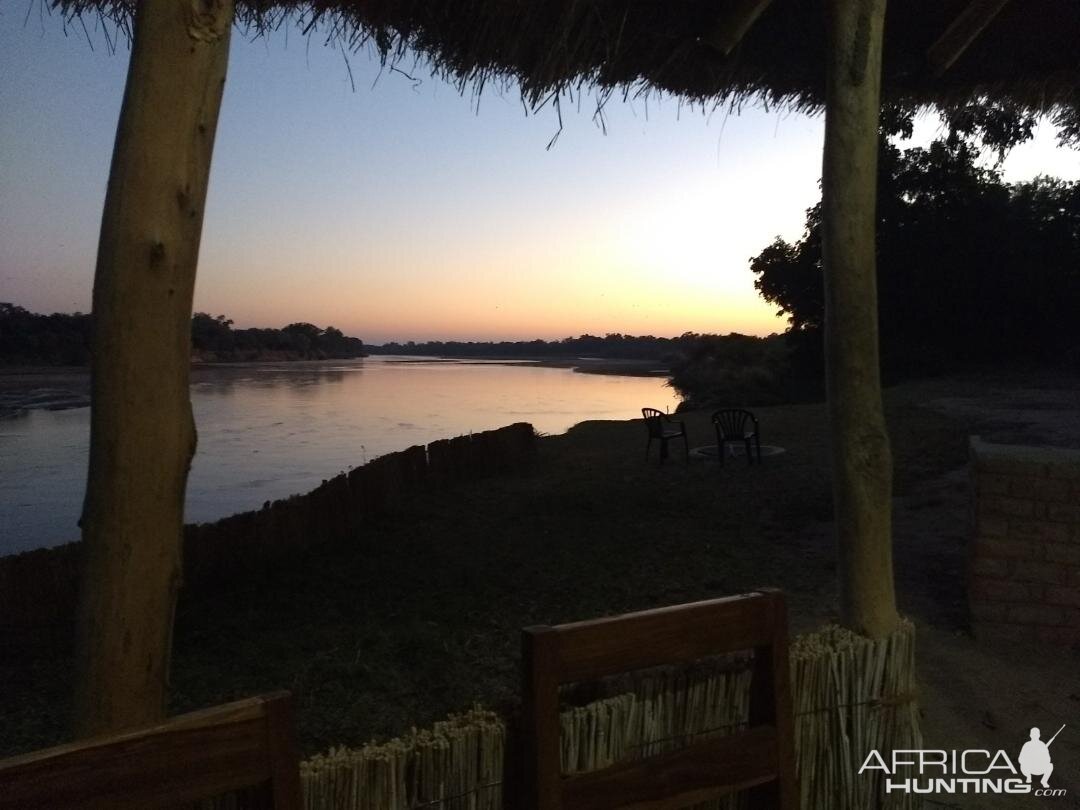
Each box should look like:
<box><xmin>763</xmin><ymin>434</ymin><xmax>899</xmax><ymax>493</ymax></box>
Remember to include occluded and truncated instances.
<box><xmin>2</xmin><ymin>12</ymin><xmax>1077</xmax><ymax>343</ymax></box>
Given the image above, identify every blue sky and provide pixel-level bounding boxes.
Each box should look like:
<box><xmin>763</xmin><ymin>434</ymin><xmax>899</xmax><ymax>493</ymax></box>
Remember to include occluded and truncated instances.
<box><xmin>2</xmin><ymin>8</ymin><xmax>1077</xmax><ymax>342</ymax></box>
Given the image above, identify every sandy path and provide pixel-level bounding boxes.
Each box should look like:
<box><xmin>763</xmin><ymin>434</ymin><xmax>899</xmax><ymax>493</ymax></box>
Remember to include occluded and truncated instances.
<box><xmin>891</xmin><ymin>374</ymin><xmax>1079</xmax><ymax>808</ymax></box>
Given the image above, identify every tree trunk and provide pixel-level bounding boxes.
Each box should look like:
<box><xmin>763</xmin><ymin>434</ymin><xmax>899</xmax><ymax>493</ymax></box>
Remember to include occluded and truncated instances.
<box><xmin>821</xmin><ymin>0</ymin><xmax>899</xmax><ymax>638</ymax></box>
<box><xmin>74</xmin><ymin>0</ymin><xmax>235</xmax><ymax>736</ymax></box>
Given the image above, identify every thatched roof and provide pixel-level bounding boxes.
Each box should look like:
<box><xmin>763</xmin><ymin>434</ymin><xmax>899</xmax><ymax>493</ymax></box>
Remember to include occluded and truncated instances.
<box><xmin>64</xmin><ymin>1</ymin><xmax>1080</xmax><ymax>121</ymax></box>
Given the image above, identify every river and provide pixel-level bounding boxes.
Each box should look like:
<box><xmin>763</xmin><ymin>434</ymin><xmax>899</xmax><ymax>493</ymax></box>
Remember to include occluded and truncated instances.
<box><xmin>0</xmin><ymin>357</ymin><xmax>679</xmax><ymax>555</ymax></box>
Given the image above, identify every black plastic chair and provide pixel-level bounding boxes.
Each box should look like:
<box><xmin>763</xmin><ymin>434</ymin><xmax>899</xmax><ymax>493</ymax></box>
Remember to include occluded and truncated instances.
<box><xmin>642</xmin><ymin>407</ymin><xmax>689</xmax><ymax>464</ymax></box>
<box><xmin>712</xmin><ymin>408</ymin><xmax>761</xmax><ymax>466</ymax></box>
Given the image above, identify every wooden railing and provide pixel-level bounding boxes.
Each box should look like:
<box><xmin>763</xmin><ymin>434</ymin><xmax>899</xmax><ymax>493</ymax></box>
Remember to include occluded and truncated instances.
<box><xmin>0</xmin><ymin>692</ymin><xmax>302</xmax><ymax>810</ymax></box>
<box><xmin>521</xmin><ymin>590</ymin><xmax>798</xmax><ymax>810</ymax></box>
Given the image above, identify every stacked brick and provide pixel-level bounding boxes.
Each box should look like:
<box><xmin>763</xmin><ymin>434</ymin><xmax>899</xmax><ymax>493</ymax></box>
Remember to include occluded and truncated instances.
<box><xmin>968</xmin><ymin>436</ymin><xmax>1080</xmax><ymax>645</ymax></box>
<box><xmin>0</xmin><ymin>422</ymin><xmax>536</xmax><ymax>633</ymax></box>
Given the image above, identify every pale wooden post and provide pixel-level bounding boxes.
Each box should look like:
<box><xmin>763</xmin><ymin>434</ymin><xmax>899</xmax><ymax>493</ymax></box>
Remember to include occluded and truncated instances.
<box><xmin>75</xmin><ymin>0</ymin><xmax>235</xmax><ymax>735</ymax></box>
<box><xmin>821</xmin><ymin>0</ymin><xmax>899</xmax><ymax>638</ymax></box>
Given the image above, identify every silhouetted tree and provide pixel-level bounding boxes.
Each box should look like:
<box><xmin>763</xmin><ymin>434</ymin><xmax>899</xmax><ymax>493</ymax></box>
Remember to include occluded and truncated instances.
<box><xmin>751</xmin><ymin>115</ymin><xmax>1080</xmax><ymax>380</ymax></box>
<box><xmin>191</xmin><ymin>313</ymin><xmax>236</xmax><ymax>354</ymax></box>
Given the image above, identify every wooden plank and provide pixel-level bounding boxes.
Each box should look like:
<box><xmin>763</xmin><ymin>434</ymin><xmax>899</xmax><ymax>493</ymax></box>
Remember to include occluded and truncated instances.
<box><xmin>561</xmin><ymin>725</ymin><xmax>779</xmax><ymax>810</ymax></box>
<box><xmin>746</xmin><ymin>590</ymin><xmax>797</xmax><ymax>808</ymax></box>
<box><xmin>707</xmin><ymin>0</ymin><xmax>775</xmax><ymax>55</ymax></box>
<box><xmin>522</xmin><ymin>627</ymin><xmax>563</xmax><ymax>810</ymax></box>
<box><xmin>521</xmin><ymin>591</ymin><xmax>796</xmax><ymax>810</ymax></box>
<box><xmin>928</xmin><ymin>0</ymin><xmax>1011</xmax><ymax>76</ymax></box>
<box><xmin>549</xmin><ymin>592</ymin><xmax>778</xmax><ymax>683</ymax></box>
<box><xmin>0</xmin><ymin>693</ymin><xmax>296</xmax><ymax>810</ymax></box>
<box><xmin>768</xmin><ymin>593</ymin><xmax>798</xmax><ymax>808</ymax></box>
<box><xmin>265</xmin><ymin>694</ymin><xmax>304</xmax><ymax>810</ymax></box>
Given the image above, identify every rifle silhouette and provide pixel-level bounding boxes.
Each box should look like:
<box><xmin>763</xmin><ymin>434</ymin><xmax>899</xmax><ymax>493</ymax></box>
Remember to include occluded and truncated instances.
<box><xmin>1047</xmin><ymin>724</ymin><xmax>1066</xmax><ymax>747</ymax></box>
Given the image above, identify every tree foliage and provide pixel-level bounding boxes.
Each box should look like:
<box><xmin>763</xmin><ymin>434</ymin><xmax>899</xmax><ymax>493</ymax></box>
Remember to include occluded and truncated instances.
<box><xmin>751</xmin><ymin>114</ymin><xmax>1080</xmax><ymax>379</ymax></box>
<box><xmin>189</xmin><ymin>314</ymin><xmax>367</xmax><ymax>361</ymax></box>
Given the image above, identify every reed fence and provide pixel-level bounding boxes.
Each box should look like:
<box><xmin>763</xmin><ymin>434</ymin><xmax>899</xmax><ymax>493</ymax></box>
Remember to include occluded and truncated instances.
<box><xmin>270</xmin><ymin>620</ymin><xmax>920</xmax><ymax>810</ymax></box>
<box><xmin>0</xmin><ymin>423</ymin><xmax>536</xmax><ymax>631</ymax></box>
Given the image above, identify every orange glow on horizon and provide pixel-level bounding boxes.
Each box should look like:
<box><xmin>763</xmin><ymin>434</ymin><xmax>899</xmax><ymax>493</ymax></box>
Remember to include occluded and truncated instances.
<box><xmin>195</xmin><ymin>249</ymin><xmax>789</xmax><ymax>343</ymax></box>
<box><xmin>192</xmin><ymin>132</ymin><xmax>811</xmax><ymax>344</ymax></box>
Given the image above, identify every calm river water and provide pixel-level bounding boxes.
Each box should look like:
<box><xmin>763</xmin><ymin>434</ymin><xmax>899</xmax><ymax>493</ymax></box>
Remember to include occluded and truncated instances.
<box><xmin>0</xmin><ymin>357</ymin><xmax>678</xmax><ymax>555</ymax></box>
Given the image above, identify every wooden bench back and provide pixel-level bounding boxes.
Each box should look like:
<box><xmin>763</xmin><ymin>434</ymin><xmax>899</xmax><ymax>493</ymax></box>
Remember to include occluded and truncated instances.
<box><xmin>0</xmin><ymin>691</ymin><xmax>302</xmax><ymax>810</ymax></box>
<box><xmin>521</xmin><ymin>590</ymin><xmax>797</xmax><ymax>810</ymax></box>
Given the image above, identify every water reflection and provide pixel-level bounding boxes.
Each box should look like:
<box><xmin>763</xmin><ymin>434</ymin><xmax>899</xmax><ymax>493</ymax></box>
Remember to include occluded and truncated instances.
<box><xmin>0</xmin><ymin>357</ymin><xmax>678</xmax><ymax>554</ymax></box>
<box><xmin>190</xmin><ymin>363</ymin><xmax>351</xmax><ymax>396</ymax></box>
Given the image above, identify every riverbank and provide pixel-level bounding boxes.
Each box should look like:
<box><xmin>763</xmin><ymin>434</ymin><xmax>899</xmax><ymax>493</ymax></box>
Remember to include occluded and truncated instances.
<box><xmin>343</xmin><ymin>355</ymin><xmax>668</xmax><ymax>376</ymax></box>
<box><xmin>0</xmin><ymin>367</ymin><xmax>90</xmax><ymax>413</ymax></box>
<box><xmin>3</xmin><ymin>369</ymin><xmax>1078</xmax><ymax>805</ymax></box>
<box><xmin>0</xmin><ymin>356</ymin><xmax>670</xmax><ymax>415</ymax></box>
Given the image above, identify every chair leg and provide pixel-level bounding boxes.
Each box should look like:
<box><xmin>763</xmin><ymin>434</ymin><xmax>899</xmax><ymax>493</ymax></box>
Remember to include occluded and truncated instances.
<box><xmin>659</xmin><ymin>437</ymin><xmax>669</xmax><ymax>464</ymax></box>
<box><xmin>683</xmin><ymin>434</ymin><xmax>689</xmax><ymax>465</ymax></box>
<box><xmin>756</xmin><ymin>435</ymin><xmax>762</xmax><ymax>464</ymax></box>
<box><xmin>745</xmin><ymin>437</ymin><xmax>753</xmax><ymax>466</ymax></box>
<box><xmin>645</xmin><ymin>437</ymin><xmax>652</xmax><ymax>462</ymax></box>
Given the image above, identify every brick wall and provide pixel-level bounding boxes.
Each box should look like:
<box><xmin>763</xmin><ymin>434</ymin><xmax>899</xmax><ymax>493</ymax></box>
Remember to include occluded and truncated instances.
<box><xmin>968</xmin><ymin>436</ymin><xmax>1080</xmax><ymax>645</ymax></box>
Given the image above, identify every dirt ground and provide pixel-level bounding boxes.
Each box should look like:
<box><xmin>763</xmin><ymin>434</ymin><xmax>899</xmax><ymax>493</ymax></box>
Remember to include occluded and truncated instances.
<box><xmin>881</xmin><ymin>375</ymin><xmax>1080</xmax><ymax>809</ymax></box>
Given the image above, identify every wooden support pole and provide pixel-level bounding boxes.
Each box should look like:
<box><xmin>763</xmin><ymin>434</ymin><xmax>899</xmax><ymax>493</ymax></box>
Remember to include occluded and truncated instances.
<box><xmin>821</xmin><ymin>0</ymin><xmax>899</xmax><ymax>639</ymax></box>
<box><xmin>928</xmin><ymin>0</ymin><xmax>1011</xmax><ymax>77</ymax></box>
<box><xmin>74</xmin><ymin>0</ymin><xmax>235</xmax><ymax>736</ymax></box>
<box><xmin>707</xmin><ymin>0</ymin><xmax>775</xmax><ymax>55</ymax></box>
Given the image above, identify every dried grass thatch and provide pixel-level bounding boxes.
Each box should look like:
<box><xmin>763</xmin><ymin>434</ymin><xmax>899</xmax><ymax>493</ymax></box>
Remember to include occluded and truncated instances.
<box><xmin>52</xmin><ymin>1</ymin><xmax>1080</xmax><ymax>126</ymax></box>
<box><xmin>297</xmin><ymin>709</ymin><xmax>506</xmax><ymax>810</ymax></box>
<box><xmin>790</xmin><ymin>620</ymin><xmax>921</xmax><ymax>810</ymax></box>
<box><xmin>197</xmin><ymin>621</ymin><xmax>918</xmax><ymax>809</ymax></box>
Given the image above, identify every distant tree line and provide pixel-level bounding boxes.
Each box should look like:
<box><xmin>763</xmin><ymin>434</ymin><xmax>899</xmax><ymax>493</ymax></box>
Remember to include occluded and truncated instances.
<box><xmin>370</xmin><ymin>332</ymin><xmax>794</xmax><ymax>410</ymax></box>
<box><xmin>371</xmin><ymin>334</ymin><xmax>710</xmax><ymax>360</ymax></box>
<box><xmin>0</xmin><ymin>305</ymin><xmax>366</xmax><ymax>365</ymax></box>
<box><xmin>190</xmin><ymin>314</ymin><xmax>366</xmax><ymax>361</ymax></box>
<box><xmin>0</xmin><ymin>303</ymin><xmax>93</xmax><ymax>365</ymax></box>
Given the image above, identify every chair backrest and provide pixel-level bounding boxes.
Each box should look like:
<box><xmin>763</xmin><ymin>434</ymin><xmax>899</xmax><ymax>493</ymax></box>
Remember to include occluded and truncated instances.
<box><xmin>712</xmin><ymin>408</ymin><xmax>757</xmax><ymax>440</ymax></box>
<box><xmin>641</xmin><ymin>407</ymin><xmax>665</xmax><ymax>438</ymax></box>
<box><xmin>521</xmin><ymin>590</ymin><xmax>798</xmax><ymax>810</ymax></box>
<box><xmin>0</xmin><ymin>691</ymin><xmax>302</xmax><ymax>810</ymax></box>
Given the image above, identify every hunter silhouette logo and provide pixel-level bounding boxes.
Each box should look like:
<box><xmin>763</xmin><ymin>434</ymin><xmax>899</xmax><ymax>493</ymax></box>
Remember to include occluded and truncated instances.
<box><xmin>859</xmin><ymin>723</ymin><xmax>1068</xmax><ymax>798</ymax></box>
<box><xmin>1019</xmin><ymin>725</ymin><xmax>1064</xmax><ymax>789</ymax></box>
